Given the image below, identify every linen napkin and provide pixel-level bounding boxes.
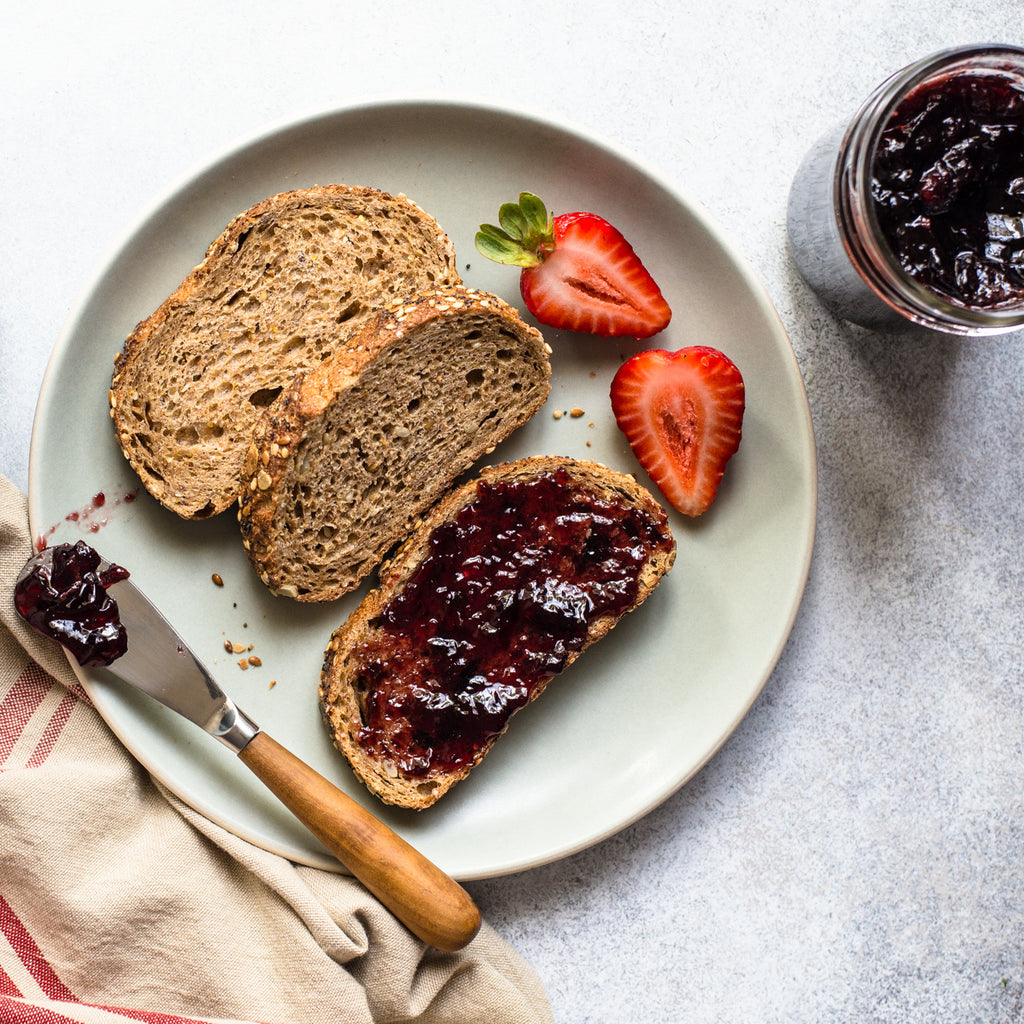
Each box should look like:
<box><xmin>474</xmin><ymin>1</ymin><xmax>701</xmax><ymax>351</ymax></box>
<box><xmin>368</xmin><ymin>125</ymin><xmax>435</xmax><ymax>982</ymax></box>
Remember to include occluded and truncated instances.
<box><xmin>0</xmin><ymin>474</ymin><xmax>552</xmax><ymax>1024</ymax></box>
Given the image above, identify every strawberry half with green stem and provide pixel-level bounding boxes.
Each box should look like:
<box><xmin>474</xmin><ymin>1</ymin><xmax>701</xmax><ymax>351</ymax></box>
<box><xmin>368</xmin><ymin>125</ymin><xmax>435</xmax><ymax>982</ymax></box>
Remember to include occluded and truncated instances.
<box><xmin>610</xmin><ymin>346</ymin><xmax>745</xmax><ymax>517</ymax></box>
<box><xmin>475</xmin><ymin>192</ymin><xmax>671</xmax><ymax>338</ymax></box>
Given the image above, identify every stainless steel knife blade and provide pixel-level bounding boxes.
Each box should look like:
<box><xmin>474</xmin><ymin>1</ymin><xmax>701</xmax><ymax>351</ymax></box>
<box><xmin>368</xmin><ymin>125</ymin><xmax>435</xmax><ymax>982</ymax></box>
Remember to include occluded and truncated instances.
<box><xmin>104</xmin><ymin>570</ymin><xmax>258</xmax><ymax>751</ymax></box>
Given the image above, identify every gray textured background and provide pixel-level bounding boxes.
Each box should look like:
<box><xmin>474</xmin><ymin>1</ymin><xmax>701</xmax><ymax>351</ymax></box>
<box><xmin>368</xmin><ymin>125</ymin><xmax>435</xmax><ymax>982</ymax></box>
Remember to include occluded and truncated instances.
<box><xmin>3</xmin><ymin>3</ymin><xmax>1022</xmax><ymax>1022</ymax></box>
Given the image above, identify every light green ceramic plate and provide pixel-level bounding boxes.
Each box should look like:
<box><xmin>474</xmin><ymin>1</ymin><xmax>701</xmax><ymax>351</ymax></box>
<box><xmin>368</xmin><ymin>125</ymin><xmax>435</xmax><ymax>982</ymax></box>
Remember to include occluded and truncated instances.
<box><xmin>28</xmin><ymin>100</ymin><xmax>816</xmax><ymax>880</ymax></box>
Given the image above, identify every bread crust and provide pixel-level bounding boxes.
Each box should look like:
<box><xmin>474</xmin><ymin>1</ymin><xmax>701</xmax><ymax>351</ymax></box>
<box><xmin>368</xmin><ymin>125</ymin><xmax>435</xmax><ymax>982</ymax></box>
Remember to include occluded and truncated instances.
<box><xmin>319</xmin><ymin>456</ymin><xmax>676</xmax><ymax>809</ymax></box>
<box><xmin>109</xmin><ymin>184</ymin><xmax>461</xmax><ymax>519</ymax></box>
<box><xmin>237</xmin><ymin>285</ymin><xmax>552</xmax><ymax>601</ymax></box>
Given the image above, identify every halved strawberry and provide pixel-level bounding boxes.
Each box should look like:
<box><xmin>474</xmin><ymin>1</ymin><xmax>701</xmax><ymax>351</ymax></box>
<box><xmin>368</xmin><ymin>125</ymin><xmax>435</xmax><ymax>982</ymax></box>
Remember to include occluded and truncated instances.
<box><xmin>475</xmin><ymin>192</ymin><xmax>671</xmax><ymax>338</ymax></box>
<box><xmin>610</xmin><ymin>346</ymin><xmax>745</xmax><ymax>517</ymax></box>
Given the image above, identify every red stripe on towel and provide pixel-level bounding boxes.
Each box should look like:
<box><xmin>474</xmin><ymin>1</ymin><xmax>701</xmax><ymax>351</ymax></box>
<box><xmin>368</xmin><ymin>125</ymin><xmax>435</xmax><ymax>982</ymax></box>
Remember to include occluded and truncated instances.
<box><xmin>0</xmin><ymin>964</ymin><xmax>21</xmax><ymax>997</ymax></box>
<box><xmin>0</xmin><ymin>896</ymin><xmax>77</xmax><ymax>1003</ymax></box>
<box><xmin>0</xmin><ymin>666</ymin><xmax>50</xmax><ymax>765</ymax></box>
<box><xmin>0</xmin><ymin>993</ymin><xmax>83</xmax><ymax>1022</ymax></box>
<box><xmin>0</xmin><ymin>994</ymin><xmax>256</xmax><ymax>1024</ymax></box>
<box><xmin>94</xmin><ymin>1005</ymin><xmax>249</xmax><ymax>1023</ymax></box>
<box><xmin>25</xmin><ymin>691</ymin><xmax>78</xmax><ymax>768</ymax></box>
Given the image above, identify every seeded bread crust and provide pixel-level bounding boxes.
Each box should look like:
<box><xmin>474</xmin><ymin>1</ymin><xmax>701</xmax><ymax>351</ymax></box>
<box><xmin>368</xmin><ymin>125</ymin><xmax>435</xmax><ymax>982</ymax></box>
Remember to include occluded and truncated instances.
<box><xmin>237</xmin><ymin>286</ymin><xmax>552</xmax><ymax>602</ymax></box>
<box><xmin>109</xmin><ymin>185</ymin><xmax>461</xmax><ymax>519</ymax></box>
<box><xmin>319</xmin><ymin>456</ymin><xmax>676</xmax><ymax>809</ymax></box>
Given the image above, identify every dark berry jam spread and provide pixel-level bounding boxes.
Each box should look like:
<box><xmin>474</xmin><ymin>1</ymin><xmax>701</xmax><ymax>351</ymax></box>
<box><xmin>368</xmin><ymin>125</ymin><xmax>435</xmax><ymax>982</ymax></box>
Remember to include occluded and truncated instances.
<box><xmin>353</xmin><ymin>469</ymin><xmax>673</xmax><ymax>777</ymax></box>
<box><xmin>872</xmin><ymin>70</ymin><xmax>1024</xmax><ymax>308</ymax></box>
<box><xmin>14</xmin><ymin>541</ymin><xmax>129</xmax><ymax>667</ymax></box>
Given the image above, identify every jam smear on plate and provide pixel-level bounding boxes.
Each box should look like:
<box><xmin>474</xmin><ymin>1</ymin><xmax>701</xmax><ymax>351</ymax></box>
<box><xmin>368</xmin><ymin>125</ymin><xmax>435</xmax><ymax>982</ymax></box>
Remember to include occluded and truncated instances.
<box><xmin>353</xmin><ymin>468</ymin><xmax>674</xmax><ymax>777</ymax></box>
<box><xmin>871</xmin><ymin>70</ymin><xmax>1024</xmax><ymax>308</ymax></box>
<box><xmin>15</xmin><ymin>541</ymin><xmax>130</xmax><ymax>667</ymax></box>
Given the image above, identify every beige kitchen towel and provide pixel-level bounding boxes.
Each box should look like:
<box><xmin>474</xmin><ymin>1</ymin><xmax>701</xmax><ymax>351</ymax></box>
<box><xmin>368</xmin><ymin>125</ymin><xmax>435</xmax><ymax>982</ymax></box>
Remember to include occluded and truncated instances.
<box><xmin>0</xmin><ymin>474</ymin><xmax>552</xmax><ymax>1024</ymax></box>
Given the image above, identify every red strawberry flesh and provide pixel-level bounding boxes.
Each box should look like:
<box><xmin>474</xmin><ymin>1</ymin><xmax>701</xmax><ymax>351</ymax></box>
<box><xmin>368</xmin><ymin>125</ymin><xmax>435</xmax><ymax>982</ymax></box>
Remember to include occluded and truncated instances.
<box><xmin>610</xmin><ymin>346</ymin><xmax>745</xmax><ymax>517</ymax></box>
<box><xmin>520</xmin><ymin>213</ymin><xmax>672</xmax><ymax>338</ymax></box>
<box><xmin>475</xmin><ymin>194</ymin><xmax>671</xmax><ymax>339</ymax></box>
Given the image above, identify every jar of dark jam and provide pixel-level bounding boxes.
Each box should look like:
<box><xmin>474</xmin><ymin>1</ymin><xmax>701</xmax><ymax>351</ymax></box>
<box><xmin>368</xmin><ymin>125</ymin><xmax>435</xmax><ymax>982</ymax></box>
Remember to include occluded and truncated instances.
<box><xmin>787</xmin><ymin>44</ymin><xmax>1024</xmax><ymax>334</ymax></box>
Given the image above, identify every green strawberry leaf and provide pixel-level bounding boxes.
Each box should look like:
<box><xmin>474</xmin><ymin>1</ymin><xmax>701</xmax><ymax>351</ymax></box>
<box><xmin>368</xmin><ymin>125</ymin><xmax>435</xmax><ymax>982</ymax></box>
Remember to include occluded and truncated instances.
<box><xmin>518</xmin><ymin>192</ymin><xmax>551</xmax><ymax>237</ymax></box>
<box><xmin>476</xmin><ymin>193</ymin><xmax>554</xmax><ymax>267</ymax></box>
<box><xmin>475</xmin><ymin>224</ymin><xmax>540</xmax><ymax>267</ymax></box>
<box><xmin>497</xmin><ymin>202</ymin><xmax>530</xmax><ymax>242</ymax></box>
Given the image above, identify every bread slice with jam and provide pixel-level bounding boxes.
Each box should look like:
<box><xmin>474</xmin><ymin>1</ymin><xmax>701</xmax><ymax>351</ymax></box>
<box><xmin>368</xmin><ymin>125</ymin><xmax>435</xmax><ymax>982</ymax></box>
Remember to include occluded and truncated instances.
<box><xmin>237</xmin><ymin>287</ymin><xmax>552</xmax><ymax>602</ymax></box>
<box><xmin>109</xmin><ymin>185</ymin><xmax>461</xmax><ymax>519</ymax></box>
<box><xmin>319</xmin><ymin>456</ymin><xmax>676</xmax><ymax>809</ymax></box>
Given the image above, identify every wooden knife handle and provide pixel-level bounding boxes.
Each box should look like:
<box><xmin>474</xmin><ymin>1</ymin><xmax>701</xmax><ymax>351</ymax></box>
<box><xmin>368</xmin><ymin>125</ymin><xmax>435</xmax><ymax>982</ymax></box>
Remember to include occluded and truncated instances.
<box><xmin>237</xmin><ymin>731</ymin><xmax>481</xmax><ymax>951</ymax></box>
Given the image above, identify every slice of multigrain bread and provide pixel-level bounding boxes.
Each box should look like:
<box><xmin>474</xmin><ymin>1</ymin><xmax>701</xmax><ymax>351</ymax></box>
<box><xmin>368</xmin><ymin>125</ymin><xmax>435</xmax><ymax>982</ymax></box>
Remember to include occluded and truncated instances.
<box><xmin>237</xmin><ymin>287</ymin><xmax>552</xmax><ymax>602</ymax></box>
<box><xmin>319</xmin><ymin>456</ymin><xmax>676</xmax><ymax>809</ymax></box>
<box><xmin>109</xmin><ymin>185</ymin><xmax>461</xmax><ymax>519</ymax></box>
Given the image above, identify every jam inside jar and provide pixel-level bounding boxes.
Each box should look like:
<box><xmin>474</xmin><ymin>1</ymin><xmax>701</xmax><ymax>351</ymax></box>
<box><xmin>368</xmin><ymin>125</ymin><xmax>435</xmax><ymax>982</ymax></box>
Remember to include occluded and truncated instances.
<box><xmin>871</xmin><ymin>69</ymin><xmax>1024</xmax><ymax>309</ymax></box>
<box><xmin>352</xmin><ymin>469</ymin><xmax>674</xmax><ymax>778</ymax></box>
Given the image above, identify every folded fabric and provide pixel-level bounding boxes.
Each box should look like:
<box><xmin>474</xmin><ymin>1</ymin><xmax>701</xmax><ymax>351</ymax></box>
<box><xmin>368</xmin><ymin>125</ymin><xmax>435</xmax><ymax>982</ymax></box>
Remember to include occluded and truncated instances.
<box><xmin>0</xmin><ymin>474</ymin><xmax>552</xmax><ymax>1024</ymax></box>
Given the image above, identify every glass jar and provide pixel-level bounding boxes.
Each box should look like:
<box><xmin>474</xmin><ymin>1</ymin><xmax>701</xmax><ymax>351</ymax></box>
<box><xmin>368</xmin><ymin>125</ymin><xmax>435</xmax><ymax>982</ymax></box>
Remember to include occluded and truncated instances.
<box><xmin>787</xmin><ymin>44</ymin><xmax>1024</xmax><ymax>335</ymax></box>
